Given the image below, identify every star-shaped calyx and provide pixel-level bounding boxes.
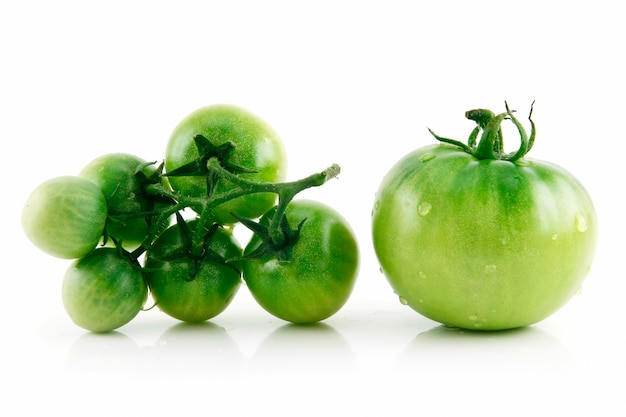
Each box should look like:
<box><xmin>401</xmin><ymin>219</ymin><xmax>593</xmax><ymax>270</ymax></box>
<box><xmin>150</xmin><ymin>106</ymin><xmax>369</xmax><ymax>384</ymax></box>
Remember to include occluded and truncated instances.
<box><xmin>163</xmin><ymin>134</ymin><xmax>256</xmax><ymax>197</ymax></box>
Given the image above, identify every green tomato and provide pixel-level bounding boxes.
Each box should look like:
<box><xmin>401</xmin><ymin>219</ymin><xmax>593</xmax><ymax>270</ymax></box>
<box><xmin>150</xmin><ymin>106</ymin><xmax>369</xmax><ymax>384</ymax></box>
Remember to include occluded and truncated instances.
<box><xmin>372</xmin><ymin>107</ymin><xmax>597</xmax><ymax>331</ymax></box>
<box><xmin>144</xmin><ymin>220</ymin><xmax>242</xmax><ymax>323</ymax></box>
<box><xmin>165</xmin><ymin>104</ymin><xmax>287</xmax><ymax>224</ymax></box>
<box><xmin>79</xmin><ymin>153</ymin><xmax>164</xmax><ymax>248</ymax></box>
<box><xmin>242</xmin><ymin>200</ymin><xmax>359</xmax><ymax>324</ymax></box>
<box><xmin>22</xmin><ymin>176</ymin><xmax>107</xmax><ymax>259</ymax></box>
<box><xmin>63</xmin><ymin>248</ymin><xmax>148</xmax><ymax>332</ymax></box>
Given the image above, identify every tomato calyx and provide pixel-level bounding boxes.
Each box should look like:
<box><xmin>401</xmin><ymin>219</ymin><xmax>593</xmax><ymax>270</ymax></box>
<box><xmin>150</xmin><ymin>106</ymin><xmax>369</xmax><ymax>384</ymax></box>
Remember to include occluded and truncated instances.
<box><xmin>147</xmin><ymin>213</ymin><xmax>240</xmax><ymax>280</ymax></box>
<box><xmin>233</xmin><ymin>211</ymin><xmax>306</xmax><ymax>262</ymax></box>
<box><xmin>163</xmin><ymin>135</ymin><xmax>256</xmax><ymax>197</ymax></box>
<box><xmin>428</xmin><ymin>101</ymin><xmax>536</xmax><ymax>162</ymax></box>
<box><xmin>102</xmin><ymin>161</ymin><xmax>179</xmax><ymax>252</ymax></box>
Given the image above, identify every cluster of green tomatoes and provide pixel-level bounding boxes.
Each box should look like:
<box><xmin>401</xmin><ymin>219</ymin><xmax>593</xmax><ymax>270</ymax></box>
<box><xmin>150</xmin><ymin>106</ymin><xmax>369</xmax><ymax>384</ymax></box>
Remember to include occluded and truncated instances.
<box><xmin>23</xmin><ymin>102</ymin><xmax>599</xmax><ymax>333</ymax></box>
<box><xmin>22</xmin><ymin>104</ymin><xmax>359</xmax><ymax>332</ymax></box>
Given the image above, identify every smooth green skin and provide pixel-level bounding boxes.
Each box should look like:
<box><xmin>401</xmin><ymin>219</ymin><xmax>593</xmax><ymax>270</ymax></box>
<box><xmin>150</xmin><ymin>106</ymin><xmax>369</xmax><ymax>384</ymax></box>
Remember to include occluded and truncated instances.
<box><xmin>372</xmin><ymin>144</ymin><xmax>597</xmax><ymax>330</ymax></box>
<box><xmin>144</xmin><ymin>221</ymin><xmax>242</xmax><ymax>323</ymax></box>
<box><xmin>22</xmin><ymin>176</ymin><xmax>107</xmax><ymax>259</ymax></box>
<box><xmin>62</xmin><ymin>248</ymin><xmax>148</xmax><ymax>332</ymax></box>
<box><xmin>165</xmin><ymin>104</ymin><xmax>287</xmax><ymax>224</ymax></box>
<box><xmin>79</xmin><ymin>153</ymin><xmax>158</xmax><ymax>248</ymax></box>
<box><xmin>242</xmin><ymin>200</ymin><xmax>359</xmax><ymax>324</ymax></box>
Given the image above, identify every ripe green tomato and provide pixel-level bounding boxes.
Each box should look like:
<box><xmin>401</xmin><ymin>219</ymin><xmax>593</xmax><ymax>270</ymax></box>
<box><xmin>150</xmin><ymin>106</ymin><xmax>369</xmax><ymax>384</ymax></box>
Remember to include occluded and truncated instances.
<box><xmin>144</xmin><ymin>221</ymin><xmax>242</xmax><ymax>323</ymax></box>
<box><xmin>242</xmin><ymin>200</ymin><xmax>359</xmax><ymax>324</ymax></box>
<box><xmin>22</xmin><ymin>176</ymin><xmax>107</xmax><ymax>259</ymax></box>
<box><xmin>165</xmin><ymin>104</ymin><xmax>287</xmax><ymax>224</ymax></box>
<box><xmin>372</xmin><ymin>143</ymin><xmax>597</xmax><ymax>330</ymax></box>
<box><xmin>63</xmin><ymin>248</ymin><xmax>148</xmax><ymax>332</ymax></box>
<box><xmin>79</xmin><ymin>153</ymin><xmax>160</xmax><ymax>247</ymax></box>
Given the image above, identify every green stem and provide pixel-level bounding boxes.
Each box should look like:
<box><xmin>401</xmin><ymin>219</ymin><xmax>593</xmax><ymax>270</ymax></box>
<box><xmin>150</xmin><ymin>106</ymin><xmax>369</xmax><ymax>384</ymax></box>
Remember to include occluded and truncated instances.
<box><xmin>132</xmin><ymin>155</ymin><xmax>341</xmax><ymax>260</ymax></box>
<box><xmin>430</xmin><ymin>102</ymin><xmax>536</xmax><ymax>162</ymax></box>
<box><xmin>128</xmin><ymin>201</ymin><xmax>187</xmax><ymax>260</ymax></box>
<box><xmin>184</xmin><ymin>158</ymin><xmax>339</xmax><ymax>253</ymax></box>
<box><xmin>474</xmin><ymin>111</ymin><xmax>509</xmax><ymax>160</ymax></box>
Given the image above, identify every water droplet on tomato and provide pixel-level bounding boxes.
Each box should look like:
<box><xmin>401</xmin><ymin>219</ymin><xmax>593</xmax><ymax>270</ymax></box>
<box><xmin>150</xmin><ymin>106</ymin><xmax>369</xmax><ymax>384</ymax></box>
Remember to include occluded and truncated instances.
<box><xmin>419</xmin><ymin>153</ymin><xmax>436</xmax><ymax>162</ymax></box>
<box><xmin>399</xmin><ymin>296</ymin><xmax>408</xmax><ymax>305</ymax></box>
<box><xmin>418</xmin><ymin>271</ymin><xmax>427</xmax><ymax>279</ymax></box>
<box><xmin>468</xmin><ymin>315</ymin><xmax>478</xmax><ymax>321</ymax></box>
<box><xmin>575</xmin><ymin>212</ymin><xmax>588</xmax><ymax>232</ymax></box>
<box><xmin>417</xmin><ymin>202</ymin><xmax>432</xmax><ymax>217</ymax></box>
<box><xmin>552</xmin><ymin>234</ymin><xmax>559</xmax><ymax>241</ymax></box>
<box><xmin>374</xmin><ymin>200</ymin><xmax>380</xmax><ymax>210</ymax></box>
<box><xmin>484</xmin><ymin>264</ymin><xmax>497</xmax><ymax>274</ymax></box>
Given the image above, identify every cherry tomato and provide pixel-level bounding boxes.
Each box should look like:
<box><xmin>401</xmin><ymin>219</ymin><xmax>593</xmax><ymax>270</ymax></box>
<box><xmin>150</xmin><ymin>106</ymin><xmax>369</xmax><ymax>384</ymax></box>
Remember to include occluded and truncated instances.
<box><xmin>22</xmin><ymin>176</ymin><xmax>107</xmax><ymax>259</ymax></box>
<box><xmin>62</xmin><ymin>248</ymin><xmax>148</xmax><ymax>332</ymax></box>
<box><xmin>242</xmin><ymin>200</ymin><xmax>359</xmax><ymax>324</ymax></box>
<box><xmin>79</xmin><ymin>153</ymin><xmax>168</xmax><ymax>248</ymax></box>
<box><xmin>144</xmin><ymin>220</ymin><xmax>242</xmax><ymax>323</ymax></box>
<box><xmin>165</xmin><ymin>104</ymin><xmax>287</xmax><ymax>224</ymax></box>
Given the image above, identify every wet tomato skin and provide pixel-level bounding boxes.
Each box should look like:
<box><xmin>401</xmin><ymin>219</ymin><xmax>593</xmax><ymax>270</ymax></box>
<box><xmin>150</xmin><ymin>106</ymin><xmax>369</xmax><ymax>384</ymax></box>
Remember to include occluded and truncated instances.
<box><xmin>372</xmin><ymin>143</ymin><xmax>597</xmax><ymax>330</ymax></box>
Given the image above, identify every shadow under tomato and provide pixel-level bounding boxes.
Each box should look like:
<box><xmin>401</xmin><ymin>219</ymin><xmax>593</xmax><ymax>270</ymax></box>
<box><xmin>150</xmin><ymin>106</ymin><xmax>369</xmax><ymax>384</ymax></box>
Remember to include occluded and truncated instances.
<box><xmin>146</xmin><ymin>321</ymin><xmax>245</xmax><ymax>376</ymax></box>
<box><xmin>249</xmin><ymin>322</ymin><xmax>357</xmax><ymax>375</ymax></box>
<box><xmin>65</xmin><ymin>330</ymin><xmax>142</xmax><ymax>375</ymax></box>
<box><xmin>392</xmin><ymin>324</ymin><xmax>571</xmax><ymax>376</ymax></box>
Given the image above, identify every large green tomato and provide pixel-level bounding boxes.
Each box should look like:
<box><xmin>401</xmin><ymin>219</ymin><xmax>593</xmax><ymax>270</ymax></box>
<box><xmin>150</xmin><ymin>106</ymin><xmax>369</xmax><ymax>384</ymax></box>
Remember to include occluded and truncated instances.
<box><xmin>22</xmin><ymin>176</ymin><xmax>107</xmax><ymax>259</ymax></box>
<box><xmin>165</xmin><ymin>104</ymin><xmax>287</xmax><ymax>224</ymax></box>
<box><xmin>372</xmin><ymin>105</ymin><xmax>597</xmax><ymax>330</ymax></box>
<box><xmin>242</xmin><ymin>200</ymin><xmax>359</xmax><ymax>324</ymax></box>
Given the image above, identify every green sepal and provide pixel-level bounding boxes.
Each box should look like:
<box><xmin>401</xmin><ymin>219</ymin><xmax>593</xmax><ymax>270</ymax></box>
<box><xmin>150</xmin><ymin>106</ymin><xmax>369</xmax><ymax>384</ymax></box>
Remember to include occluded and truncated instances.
<box><xmin>163</xmin><ymin>135</ymin><xmax>257</xmax><ymax>178</ymax></box>
<box><xmin>231</xmin><ymin>212</ymin><xmax>307</xmax><ymax>262</ymax></box>
<box><xmin>429</xmin><ymin>101</ymin><xmax>536</xmax><ymax>162</ymax></box>
<box><xmin>162</xmin><ymin>135</ymin><xmax>258</xmax><ymax>198</ymax></box>
<box><xmin>149</xmin><ymin>212</ymin><xmax>239</xmax><ymax>280</ymax></box>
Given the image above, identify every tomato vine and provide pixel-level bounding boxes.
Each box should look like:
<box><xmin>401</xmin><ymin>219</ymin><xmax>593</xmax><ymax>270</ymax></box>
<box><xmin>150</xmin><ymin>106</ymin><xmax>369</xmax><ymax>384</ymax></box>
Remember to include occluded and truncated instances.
<box><xmin>124</xmin><ymin>155</ymin><xmax>341</xmax><ymax>265</ymax></box>
<box><xmin>22</xmin><ymin>104</ymin><xmax>356</xmax><ymax>331</ymax></box>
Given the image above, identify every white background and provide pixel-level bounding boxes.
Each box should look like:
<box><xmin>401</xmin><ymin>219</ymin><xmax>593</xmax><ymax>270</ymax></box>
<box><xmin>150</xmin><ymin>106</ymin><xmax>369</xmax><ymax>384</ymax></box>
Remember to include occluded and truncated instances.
<box><xmin>2</xmin><ymin>1</ymin><xmax>624</xmax><ymax>416</ymax></box>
